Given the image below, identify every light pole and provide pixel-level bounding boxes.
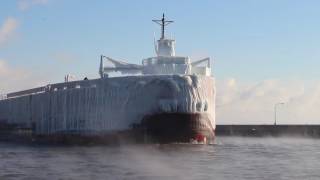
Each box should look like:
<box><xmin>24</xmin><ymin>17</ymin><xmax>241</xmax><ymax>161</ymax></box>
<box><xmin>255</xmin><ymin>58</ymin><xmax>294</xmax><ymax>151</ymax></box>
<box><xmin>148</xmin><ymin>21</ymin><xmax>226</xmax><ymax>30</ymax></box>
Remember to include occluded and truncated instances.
<box><xmin>274</xmin><ymin>102</ymin><xmax>285</xmax><ymax>125</ymax></box>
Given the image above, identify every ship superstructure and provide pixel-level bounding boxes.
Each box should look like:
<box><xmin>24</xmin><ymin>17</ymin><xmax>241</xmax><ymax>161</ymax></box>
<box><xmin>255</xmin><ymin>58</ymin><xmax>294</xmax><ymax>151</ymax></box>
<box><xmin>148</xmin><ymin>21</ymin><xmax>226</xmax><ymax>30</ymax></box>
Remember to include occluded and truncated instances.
<box><xmin>0</xmin><ymin>14</ymin><xmax>215</xmax><ymax>144</ymax></box>
<box><xmin>99</xmin><ymin>14</ymin><xmax>211</xmax><ymax>77</ymax></box>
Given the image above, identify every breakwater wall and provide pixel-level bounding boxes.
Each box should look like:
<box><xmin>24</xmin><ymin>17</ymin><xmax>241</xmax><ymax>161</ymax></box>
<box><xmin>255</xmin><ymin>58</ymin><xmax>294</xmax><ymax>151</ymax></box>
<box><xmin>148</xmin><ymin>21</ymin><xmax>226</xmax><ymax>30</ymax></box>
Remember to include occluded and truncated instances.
<box><xmin>216</xmin><ymin>125</ymin><xmax>320</xmax><ymax>137</ymax></box>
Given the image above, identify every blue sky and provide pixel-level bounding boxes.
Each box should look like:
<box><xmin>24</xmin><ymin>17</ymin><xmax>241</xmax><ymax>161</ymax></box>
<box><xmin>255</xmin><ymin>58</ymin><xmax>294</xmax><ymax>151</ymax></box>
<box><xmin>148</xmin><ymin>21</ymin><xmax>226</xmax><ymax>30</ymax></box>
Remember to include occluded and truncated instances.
<box><xmin>2</xmin><ymin>0</ymin><xmax>320</xmax><ymax>124</ymax></box>
<box><xmin>1</xmin><ymin>0</ymin><xmax>320</xmax><ymax>82</ymax></box>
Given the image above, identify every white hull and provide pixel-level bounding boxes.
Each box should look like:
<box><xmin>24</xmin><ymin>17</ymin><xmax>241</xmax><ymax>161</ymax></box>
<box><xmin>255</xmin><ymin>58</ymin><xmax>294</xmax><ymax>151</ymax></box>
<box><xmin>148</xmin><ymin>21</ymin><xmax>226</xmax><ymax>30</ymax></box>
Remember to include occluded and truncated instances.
<box><xmin>0</xmin><ymin>75</ymin><xmax>215</xmax><ymax>140</ymax></box>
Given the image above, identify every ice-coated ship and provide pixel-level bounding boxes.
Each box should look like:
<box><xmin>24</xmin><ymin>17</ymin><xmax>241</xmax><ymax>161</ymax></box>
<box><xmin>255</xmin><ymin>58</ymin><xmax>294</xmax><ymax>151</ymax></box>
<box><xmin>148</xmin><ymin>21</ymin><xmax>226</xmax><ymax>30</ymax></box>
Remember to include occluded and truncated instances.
<box><xmin>0</xmin><ymin>14</ymin><xmax>215</xmax><ymax>144</ymax></box>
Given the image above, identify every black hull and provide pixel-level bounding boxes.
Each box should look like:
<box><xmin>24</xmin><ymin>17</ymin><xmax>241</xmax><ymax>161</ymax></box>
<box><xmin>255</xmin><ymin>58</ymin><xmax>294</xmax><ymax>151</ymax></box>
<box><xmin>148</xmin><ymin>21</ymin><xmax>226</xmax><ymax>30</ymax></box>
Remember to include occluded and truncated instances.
<box><xmin>138</xmin><ymin>113</ymin><xmax>215</xmax><ymax>143</ymax></box>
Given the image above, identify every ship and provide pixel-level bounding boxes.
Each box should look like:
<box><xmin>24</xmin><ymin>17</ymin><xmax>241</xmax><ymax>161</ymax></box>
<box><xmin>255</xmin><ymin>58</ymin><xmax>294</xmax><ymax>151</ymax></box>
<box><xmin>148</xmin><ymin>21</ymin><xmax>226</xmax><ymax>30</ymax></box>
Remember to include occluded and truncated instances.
<box><xmin>0</xmin><ymin>14</ymin><xmax>216</xmax><ymax>144</ymax></box>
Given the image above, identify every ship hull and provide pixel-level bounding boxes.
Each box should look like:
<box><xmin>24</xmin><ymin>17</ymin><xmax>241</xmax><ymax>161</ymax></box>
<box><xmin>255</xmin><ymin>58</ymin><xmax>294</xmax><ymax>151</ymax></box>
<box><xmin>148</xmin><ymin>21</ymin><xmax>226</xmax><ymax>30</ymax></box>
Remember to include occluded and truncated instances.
<box><xmin>139</xmin><ymin>113</ymin><xmax>214</xmax><ymax>143</ymax></box>
<box><xmin>0</xmin><ymin>113</ymin><xmax>214</xmax><ymax>144</ymax></box>
<box><xmin>0</xmin><ymin>75</ymin><xmax>215</xmax><ymax>144</ymax></box>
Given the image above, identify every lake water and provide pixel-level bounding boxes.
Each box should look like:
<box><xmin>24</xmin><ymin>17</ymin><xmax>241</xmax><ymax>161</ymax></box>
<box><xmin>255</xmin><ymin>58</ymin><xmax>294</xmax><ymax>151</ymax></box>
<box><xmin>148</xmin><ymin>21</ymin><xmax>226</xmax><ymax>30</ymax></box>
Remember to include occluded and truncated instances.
<box><xmin>1</xmin><ymin>137</ymin><xmax>320</xmax><ymax>180</ymax></box>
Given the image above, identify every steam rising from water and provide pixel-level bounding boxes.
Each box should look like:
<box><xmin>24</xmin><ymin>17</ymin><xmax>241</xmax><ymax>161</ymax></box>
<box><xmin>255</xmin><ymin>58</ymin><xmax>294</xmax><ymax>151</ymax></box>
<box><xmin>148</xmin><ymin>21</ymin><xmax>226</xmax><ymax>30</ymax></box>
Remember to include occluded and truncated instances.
<box><xmin>1</xmin><ymin>137</ymin><xmax>320</xmax><ymax>180</ymax></box>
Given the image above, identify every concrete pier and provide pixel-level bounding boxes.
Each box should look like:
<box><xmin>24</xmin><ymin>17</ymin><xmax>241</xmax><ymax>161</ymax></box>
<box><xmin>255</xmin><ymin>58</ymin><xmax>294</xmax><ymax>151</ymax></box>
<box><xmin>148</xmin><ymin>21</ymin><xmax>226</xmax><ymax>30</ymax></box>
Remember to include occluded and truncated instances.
<box><xmin>216</xmin><ymin>125</ymin><xmax>320</xmax><ymax>137</ymax></box>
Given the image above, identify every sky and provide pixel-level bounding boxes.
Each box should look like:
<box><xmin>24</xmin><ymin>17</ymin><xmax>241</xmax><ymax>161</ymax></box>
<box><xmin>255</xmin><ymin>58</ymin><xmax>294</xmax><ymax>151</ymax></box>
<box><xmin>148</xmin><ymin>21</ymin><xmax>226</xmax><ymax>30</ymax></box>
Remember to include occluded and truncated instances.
<box><xmin>1</xmin><ymin>0</ymin><xmax>320</xmax><ymax>124</ymax></box>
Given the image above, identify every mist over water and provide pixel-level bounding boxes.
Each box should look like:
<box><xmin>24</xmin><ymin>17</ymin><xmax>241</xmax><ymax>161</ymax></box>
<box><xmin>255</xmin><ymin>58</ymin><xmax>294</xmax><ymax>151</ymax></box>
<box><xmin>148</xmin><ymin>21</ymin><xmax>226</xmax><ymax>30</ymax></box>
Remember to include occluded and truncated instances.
<box><xmin>1</xmin><ymin>137</ymin><xmax>320</xmax><ymax>180</ymax></box>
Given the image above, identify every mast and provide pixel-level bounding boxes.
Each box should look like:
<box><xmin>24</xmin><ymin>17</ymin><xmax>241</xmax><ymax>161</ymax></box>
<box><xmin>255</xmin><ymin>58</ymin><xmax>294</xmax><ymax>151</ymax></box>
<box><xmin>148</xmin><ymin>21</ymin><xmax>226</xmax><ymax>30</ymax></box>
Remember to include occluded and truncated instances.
<box><xmin>152</xmin><ymin>13</ymin><xmax>174</xmax><ymax>39</ymax></box>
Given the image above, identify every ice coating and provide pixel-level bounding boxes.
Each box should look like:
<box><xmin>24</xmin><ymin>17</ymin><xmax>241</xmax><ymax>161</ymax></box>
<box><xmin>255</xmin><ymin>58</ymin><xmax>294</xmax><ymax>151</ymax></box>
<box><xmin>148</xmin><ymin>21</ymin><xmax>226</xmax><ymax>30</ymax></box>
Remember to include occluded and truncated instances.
<box><xmin>0</xmin><ymin>75</ymin><xmax>215</xmax><ymax>135</ymax></box>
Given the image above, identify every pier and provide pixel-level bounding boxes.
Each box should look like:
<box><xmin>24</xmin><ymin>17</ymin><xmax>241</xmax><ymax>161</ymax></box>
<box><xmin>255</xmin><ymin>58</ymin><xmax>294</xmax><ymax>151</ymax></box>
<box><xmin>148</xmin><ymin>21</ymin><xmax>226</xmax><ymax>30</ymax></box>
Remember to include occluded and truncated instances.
<box><xmin>216</xmin><ymin>125</ymin><xmax>320</xmax><ymax>137</ymax></box>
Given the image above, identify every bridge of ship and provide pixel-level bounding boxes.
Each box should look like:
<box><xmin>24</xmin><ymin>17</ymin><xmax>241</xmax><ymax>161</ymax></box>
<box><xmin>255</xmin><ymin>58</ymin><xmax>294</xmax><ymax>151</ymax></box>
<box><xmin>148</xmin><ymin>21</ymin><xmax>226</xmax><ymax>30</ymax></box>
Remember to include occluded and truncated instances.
<box><xmin>99</xmin><ymin>14</ymin><xmax>212</xmax><ymax>78</ymax></box>
<box><xmin>99</xmin><ymin>55</ymin><xmax>211</xmax><ymax>78</ymax></box>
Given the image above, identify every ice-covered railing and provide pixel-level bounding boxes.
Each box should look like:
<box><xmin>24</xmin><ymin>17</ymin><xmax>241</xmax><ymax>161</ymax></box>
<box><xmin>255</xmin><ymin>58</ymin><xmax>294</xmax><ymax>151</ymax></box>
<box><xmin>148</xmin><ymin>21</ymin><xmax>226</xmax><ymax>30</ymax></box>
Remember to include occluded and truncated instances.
<box><xmin>190</xmin><ymin>57</ymin><xmax>211</xmax><ymax>76</ymax></box>
<box><xmin>142</xmin><ymin>56</ymin><xmax>191</xmax><ymax>75</ymax></box>
<box><xmin>0</xmin><ymin>94</ymin><xmax>7</xmax><ymax>100</ymax></box>
<box><xmin>99</xmin><ymin>56</ymin><xmax>143</xmax><ymax>78</ymax></box>
<box><xmin>6</xmin><ymin>86</ymin><xmax>46</xmax><ymax>99</ymax></box>
<box><xmin>99</xmin><ymin>55</ymin><xmax>212</xmax><ymax>77</ymax></box>
<box><xmin>48</xmin><ymin>79</ymin><xmax>99</xmax><ymax>91</ymax></box>
<box><xmin>4</xmin><ymin>79</ymin><xmax>101</xmax><ymax>99</ymax></box>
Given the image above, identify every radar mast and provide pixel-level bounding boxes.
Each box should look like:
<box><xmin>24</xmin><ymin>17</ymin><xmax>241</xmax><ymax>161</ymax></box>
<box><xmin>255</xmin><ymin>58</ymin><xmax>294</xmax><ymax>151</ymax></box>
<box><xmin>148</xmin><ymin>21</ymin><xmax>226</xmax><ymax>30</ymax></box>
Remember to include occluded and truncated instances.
<box><xmin>152</xmin><ymin>13</ymin><xmax>174</xmax><ymax>39</ymax></box>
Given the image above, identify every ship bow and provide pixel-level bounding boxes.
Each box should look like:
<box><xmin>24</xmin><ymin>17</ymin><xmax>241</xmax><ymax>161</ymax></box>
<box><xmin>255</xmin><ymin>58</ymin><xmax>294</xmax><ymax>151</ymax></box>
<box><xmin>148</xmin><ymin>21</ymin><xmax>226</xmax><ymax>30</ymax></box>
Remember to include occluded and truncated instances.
<box><xmin>140</xmin><ymin>113</ymin><xmax>215</xmax><ymax>143</ymax></box>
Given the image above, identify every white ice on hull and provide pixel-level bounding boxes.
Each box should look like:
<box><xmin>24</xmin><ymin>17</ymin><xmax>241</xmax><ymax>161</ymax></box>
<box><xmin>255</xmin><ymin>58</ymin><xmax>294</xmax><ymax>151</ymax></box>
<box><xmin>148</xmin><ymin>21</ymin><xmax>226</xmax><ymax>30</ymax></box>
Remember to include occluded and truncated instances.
<box><xmin>0</xmin><ymin>75</ymin><xmax>215</xmax><ymax>135</ymax></box>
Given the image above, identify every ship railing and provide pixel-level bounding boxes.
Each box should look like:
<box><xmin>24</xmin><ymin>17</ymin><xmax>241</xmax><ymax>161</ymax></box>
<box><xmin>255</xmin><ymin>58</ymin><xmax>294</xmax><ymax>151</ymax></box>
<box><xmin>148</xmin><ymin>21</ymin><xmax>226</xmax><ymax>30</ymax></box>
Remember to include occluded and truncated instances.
<box><xmin>48</xmin><ymin>79</ymin><xmax>100</xmax><ymax>92</ymax></box>
<box><xmin>6</xmin><ymin>86</ymin><xmax>46</xmax><ymax>99</ymax></box>
<box><xmin>1</xmin><ymin>79</ymin><xmax>101</xmax><ymax>100</ymax></box>
<box><xmin>0</xmin><ymin>94</ymin><xmax>7</xmax><ymax>100</ymax></box>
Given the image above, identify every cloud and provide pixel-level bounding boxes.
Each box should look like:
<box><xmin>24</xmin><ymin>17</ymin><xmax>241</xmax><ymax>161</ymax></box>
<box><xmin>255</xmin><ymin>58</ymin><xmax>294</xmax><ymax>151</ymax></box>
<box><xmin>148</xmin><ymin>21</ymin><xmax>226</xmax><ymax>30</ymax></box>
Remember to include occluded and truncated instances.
<box><xmin>17</xmin><ymin>0</ymin><xmax>49</xmax><ymax>11</ymax></box>
<box><xmin>0</xmin><ymin>59</ymin><xmax>46</xmax><ymax>94</ymax></box>
<box><xmin>0</xmin><ymin>17</ymin><xmax>18</xmax><ymax>47</ymax></box>
<box><xmin>216</xmin><ymin>78</ymin><xmax>320</xmax><ymax>124</ymax></box>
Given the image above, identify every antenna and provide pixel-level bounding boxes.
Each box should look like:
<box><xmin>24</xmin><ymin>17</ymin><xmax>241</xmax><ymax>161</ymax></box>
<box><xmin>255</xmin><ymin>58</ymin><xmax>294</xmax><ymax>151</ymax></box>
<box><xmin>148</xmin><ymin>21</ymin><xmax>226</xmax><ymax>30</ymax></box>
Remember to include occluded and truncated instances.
<box><xmin>99</xmin><ymin>55</ymin><xmax>104</xmax><ymax>78</ymax></box>
<box><xmin>152</xmin><ymin>13</ymin><xmax>174</xmax><ymax>39</ymax></box>
<box><xmin>153</xmin><ymin>32</ymin><xmax>158</xmax><ymax>55</ymax></box>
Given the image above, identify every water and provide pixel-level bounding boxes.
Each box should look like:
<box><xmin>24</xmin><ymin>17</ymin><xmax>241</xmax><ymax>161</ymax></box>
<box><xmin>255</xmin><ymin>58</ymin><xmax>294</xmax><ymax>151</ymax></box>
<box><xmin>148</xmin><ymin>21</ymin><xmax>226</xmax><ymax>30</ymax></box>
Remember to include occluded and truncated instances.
<box><xmin>1</xmin><ymin>137</ymin><xmax>320</xmax><ymax>180</ymax></box>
